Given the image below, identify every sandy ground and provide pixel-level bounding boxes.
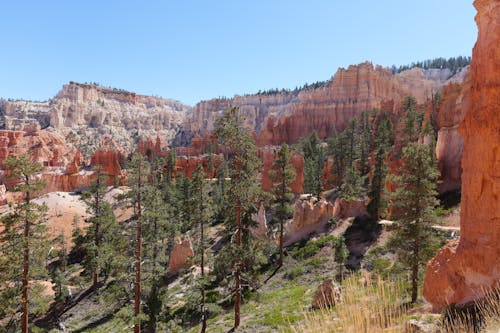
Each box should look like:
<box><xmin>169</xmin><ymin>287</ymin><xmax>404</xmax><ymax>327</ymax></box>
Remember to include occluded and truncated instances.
<box><xmin>33</xmin><ymin>192</ymin><xmax>89</xmax><ymax>244</ymax></box>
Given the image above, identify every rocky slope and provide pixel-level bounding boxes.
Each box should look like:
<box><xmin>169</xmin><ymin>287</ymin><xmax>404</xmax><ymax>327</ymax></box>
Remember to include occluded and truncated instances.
<box><xmin>423</xmin><ymin>0</ymin><xmax>500</xmax><ymax>310</ymax></box>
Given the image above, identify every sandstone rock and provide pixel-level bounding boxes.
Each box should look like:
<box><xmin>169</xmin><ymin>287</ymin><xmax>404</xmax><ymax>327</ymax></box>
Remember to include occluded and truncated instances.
<box><xmin>90</xmin><ymin>149</ymin><xmax>122</xmax><ymax>179</ymax></box>
<box><xmin>168</xmin><ymin>238</ymin><xmax>194</xmax><ymax>273</ymax></box>
<box><xmin>423</xmin><ymin>0</ymin><xmax>500</xmax><ymax>310</ymax></box>
<box><xmin>332</xmin><ymin>198</ymin><xmax>367</xmax><ymax>219</ymax></box>
<box><xmin>312</xmin><ymin>279</ymin><xmax>341</xmax><ymax>309</ymax></box>
<box><xmin>283</xmin><ymin>198</ymin><xmax>334</xmax><ymax>246</ymax></box>
<box><xmin>435</xmin><ymin>79</ymin><xmax>470</xmax><ymax>192</ymax></box>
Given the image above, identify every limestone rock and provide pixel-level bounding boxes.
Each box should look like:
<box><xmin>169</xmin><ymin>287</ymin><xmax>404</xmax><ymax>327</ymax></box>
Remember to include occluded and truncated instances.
<box><xmin>423</xmin><ymin>0</ymin><xmax>500</xmax><ymax>310</ymax></box>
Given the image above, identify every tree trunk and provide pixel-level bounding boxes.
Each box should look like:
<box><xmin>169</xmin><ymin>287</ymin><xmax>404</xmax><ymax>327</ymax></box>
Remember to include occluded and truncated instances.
<box><xmin>134</xmin><ymin>165</ymin><xmax>143</xmax><ymax>333</ymax></box>
<box><xmin>411</xmin><ymin>236</ymin><xmax>420</xmax><ymax>303</ymax></box>
<box><xmin>21</xmin><ymin>180</ymin><xmax>31</xmax><ymax>333</ymax></box>
<box><xmin>200</xmin><ymin>200</ymin><xmax>207</xmax><ymax>333</ymax></box>
<box><xmin>234</xmin><ymin>201</ymin><xmax>241</xmax><ymax>329</ymax></box>
<box><xmin>21</xmin><ymin>209</ymin><xmax>30</xmax><ymax>333</ymax></box>
<box><xmin>93</xmin><ymin>169</ymin><xmax>101</xmax><ymax>289</ymax></box>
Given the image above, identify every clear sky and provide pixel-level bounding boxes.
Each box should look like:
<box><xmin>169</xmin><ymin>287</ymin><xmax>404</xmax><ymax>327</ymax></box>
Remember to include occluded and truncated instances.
<box><xmin>0</xmin><ymin>0</ymin><xmax>477</xmax><ymax>106</ymax></box>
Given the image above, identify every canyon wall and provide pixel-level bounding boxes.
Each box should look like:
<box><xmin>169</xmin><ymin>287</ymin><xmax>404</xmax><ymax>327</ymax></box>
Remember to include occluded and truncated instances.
<box><xmin>424</xmin><ymin>0</ymin><xmax>500</xmax><ymax>310</ymax></box>
<box><xmin>174</xmin><ymin>63</ymin><xmax>467</xmax><ymax>147</ymax></box>
<box><xmin>1</xmin><ymin>82</ymin><xmax>190</xmax><ymax>151</ymax></box>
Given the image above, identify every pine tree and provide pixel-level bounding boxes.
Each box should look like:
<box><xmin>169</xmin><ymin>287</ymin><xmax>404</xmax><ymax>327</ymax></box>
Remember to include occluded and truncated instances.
<box><xmin>302</xmin><ymin>131</ymin><xmax>324</xmax><ymax>197</ymax></box>
<box><xmin>215</xmin><ymin>107</ymin><xmax>261</xmax><ymax>329</ymax></box>
<box><xmin>328</xmin><ymin>130</ymin><xmax>348</xmax><ymax>188</ymax></box>
<box><xmin>269</xmin><ymin>144</ymin><xmax>295</xmax><ymax>267</ymax></box>
<box><xmin>367</xmin><ymin>118</ymin><xmax>393</xmax><ymax>219</ymax></box>
<box><xmin>0</xmin><ymin>156</ymin><xmax>49</xmax><ymax>333</ymax></box>
<box><xmin>127</xmin><ymin>154</ymin><xmax>150</xmax><ymax>333</ymax></box>
<box><xmin>188</xmin><ymin>164</ymin><xmax>213</xmax><ymax>333</ymax></box>
<box><xmin>333</xmin><ymin>236</ymin><xmax>348</xmax><ymax>281</ymax></box>
<box><xmin>142</xmin><ymin>183</ymin><xmax>171</xmax><ymax>333</ymax></box>
<box><xmin>80</xmin><ymin>166</ymin><xmax>107</xmax><ymax>289</ymax></box>
<box><xmin>388</xmin><ymin>143</ymin><xmax>439</xmax><ymax>303</ymax></box>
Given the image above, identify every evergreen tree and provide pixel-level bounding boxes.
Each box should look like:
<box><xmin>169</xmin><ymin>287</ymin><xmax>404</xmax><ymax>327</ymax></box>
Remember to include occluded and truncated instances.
<box><xmin>333</xmin><ymin>236</ymin><xmax>348</xmax><ymax>281</ymax></box>
<box><xmin>327</xmin><ymin>130</ymin><xmax>348</xmax><ymax>187</ymax></box>
<box><xmin>302</xmin><ymin>131</ymin><xmax>324</xmax><ymax>197</ymax></box>
<box><xmin>142</xmin><ymin>183</ymin><xmax>171</xmax><ymax>333</ymax></box>
<box><xmin>388</xmin><ymin>143</ymin><xmax>439</xmax><ymax>303</ymax></box>
<box><xmin>127</xmin><ymin>154</ymin><xmax>150</xmax><ymax>333</ymax></box>
<box><xmin>367</xmin><ymin>118</ymin><xmax>393</xmax><ymax>219</ymax></box>
<box><xmin>0</xmin><ymin>156</ymin><xmax>49</xmax><ymax>333</ymax></box>
<box><xmin>215</xmin><ymin>107</ymin><xmax>261</xmax><ymax>329</ymax></box>
<box><xmin>402</xmin><ymin>96</ymin><xmax>423</xmax><ymax>147</ymax></box>
<box><xmin>269</xmin><ymin>144</ymin><xmax>295</xmax><ymax>267</ymax></box>
<box><xmin>80</xmin><ymin>166</ymin><xmax>107</xmax><ymax>289</ymax></box>
<box><xmin>188</xmin><ymin>164</ymin><xmax>212</xmax><ymax>333</ymax></box>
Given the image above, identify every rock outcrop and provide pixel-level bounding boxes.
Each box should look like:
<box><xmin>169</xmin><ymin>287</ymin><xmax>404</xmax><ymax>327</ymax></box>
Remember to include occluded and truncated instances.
<box><xmin>283</xmin><ymin>198</ymin><xmax>334</xmax><ymax>246</ymax></box>
<box><xmin>168</xmin><ymin>238</ymin><xmax>195</xmax><ymax>273</ymax></box>
<box><xmin>424</xmin><ymin>0</ymin><xmax>500</xmax><ymax>310</ymax></box>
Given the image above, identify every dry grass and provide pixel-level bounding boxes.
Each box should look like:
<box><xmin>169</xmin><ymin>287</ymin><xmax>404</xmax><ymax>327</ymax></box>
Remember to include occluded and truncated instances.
<box><xmin>291</xmin><ymin>273</ymin><xmax>500</xmax><ymax>333</ymax></box>
<box><xmin>291</xmin><ymin>272</ymin><xmax>408</xmax><ymax>333</ymax></box>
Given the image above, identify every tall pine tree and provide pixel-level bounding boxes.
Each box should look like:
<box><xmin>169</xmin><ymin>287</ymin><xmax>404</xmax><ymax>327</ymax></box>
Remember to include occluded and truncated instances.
<box><xmin>388</xmin><ymin>143</ymin><xmax>439</xmax><ymax>303</ymax></box>
<box><xmin>0</xmin><ymin>156</ymin><xmax>49</xmax><ymax>333</ymax></box>
<box><xmin>215</xmin><ymin>107</ymin><xmax>261</xmax><ymax>329</ymax></box>
<box><xmin>269</xmin><ymin>144</ymin><xmax>295</xmax><ymax>267</ymax></box>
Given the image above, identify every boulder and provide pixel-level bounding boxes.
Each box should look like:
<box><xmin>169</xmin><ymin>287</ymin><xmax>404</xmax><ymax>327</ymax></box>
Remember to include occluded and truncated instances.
<box><xmin>312</xmin><ymin>279</ymin><xmax>341</xmax><ymax>309</ymax></box>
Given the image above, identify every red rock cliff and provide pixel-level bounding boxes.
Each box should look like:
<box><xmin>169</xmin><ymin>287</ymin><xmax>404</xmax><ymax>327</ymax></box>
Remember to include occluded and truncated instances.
<box><xmin>424</xmin><ymin>0</ymin><xmax>500</xmax><ymax>310</ymax></box>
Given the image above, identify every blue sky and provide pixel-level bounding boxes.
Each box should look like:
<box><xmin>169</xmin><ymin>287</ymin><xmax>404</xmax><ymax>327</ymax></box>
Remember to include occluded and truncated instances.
<box><xmin>0</xmin><ymin>1</ymin><xmax>476</xmax><ymax>106</ymax></box>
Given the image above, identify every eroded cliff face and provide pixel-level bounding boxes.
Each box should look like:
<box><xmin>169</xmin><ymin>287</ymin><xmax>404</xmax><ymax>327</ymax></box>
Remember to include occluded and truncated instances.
<box><xmin>175</xmin><ymin>63</ymin><xmax>467</xmax><ymax>147</ymax></box>
<box><xmin>423</xmin><ymin>0</ymin><xmax>500</xmax><ymax>310</ymax></box>
<box><xmin>1</xmin><ymin>82</ymin><xmax>190</xmax><ymax>151</ymax></box>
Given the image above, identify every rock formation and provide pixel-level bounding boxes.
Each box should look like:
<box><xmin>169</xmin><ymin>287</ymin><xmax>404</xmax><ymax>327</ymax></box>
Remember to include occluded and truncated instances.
<box><xmin>423</xmin><ymin>0</ymin><xmax>500</xmax><ymax>310</ymax></box>
<box><xmin>1</xmin><ymin>82</ymin><xmax>190</xmax><ymax>151</ymax></box>
<box><xmin>283</xmin><ymin>198</ymin><xmax>334</xmax><ymax>246</ymax></box>
<box><xmin>174</xmin><ymin>63</ymin><xmax>468</xmax><ymax>147</ymax></box>
<box><xmin>312</xmin><ymin>279</ymin><xmax>342</xmax><ymax>309</ymax></box>
<box><xmin>250</xmin><ymin>203</ymin><xmax>268</xmax><ymax>240</ymax></box>
<box><xmin>168</xmin><ymin>238</ymin><xmax>195</xmax><ymax>273</ymax></box>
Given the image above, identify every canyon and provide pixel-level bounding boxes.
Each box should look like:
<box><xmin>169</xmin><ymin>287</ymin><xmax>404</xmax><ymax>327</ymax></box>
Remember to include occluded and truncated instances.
<box><xmin>423</xmin><ymin>0</ymin><xmax>500</xmax><ymax>310</ymax></box>
<box><xmin>0</xmin><ymin>61</ymin><xmax>470</xmax><ymax>196</ymax></box>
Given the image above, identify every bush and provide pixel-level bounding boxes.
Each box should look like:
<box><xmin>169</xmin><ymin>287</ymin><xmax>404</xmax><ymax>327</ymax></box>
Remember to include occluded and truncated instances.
<box><xmin>285</xmin><ymin>266</ymin><xmax>305</xmax><ymax>280</ymax></box>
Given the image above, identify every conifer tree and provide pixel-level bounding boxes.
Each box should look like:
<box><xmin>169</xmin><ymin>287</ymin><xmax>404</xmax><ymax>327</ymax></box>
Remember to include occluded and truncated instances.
<box><xmin>388</xmin><ymin>143</ymin><xmax>439</xmax><ymax>303</ymax></box>
<box><xmin>367</xmin><ymin>117</ymin><xmax>393</xmax><ymax>219</ymax></box>
<box><xmin>215</xmin><ymin>107</ymin><xmax>261</xmax><ymax>329</ymax></box>
<box><xmin>127</xmin><ymin>154</ymin><xmax>150</xmax><ymax>333</ymax></box>
<box><xmin>269</xmin><ymin>144</ymin><xmax>295</xmax><ymax>267</ymax></box>
<box><xmin>333</xmin><ymin>236</ymin><xmax>348</xmax><ymax>281</ymax></box>
<box><xmin>302</xmin><ymin>131</ymin><xmax>324</xmax><ymax>197</ymax></box>
<box><xmin>0</xmin><ymin>156</ymin><xmax>49</xmax><ymax>333</ymax></box>
<box><xmin>188</xmin><ymin>164</ymin><xmax>212</xmax><ymax>333</ymax></box>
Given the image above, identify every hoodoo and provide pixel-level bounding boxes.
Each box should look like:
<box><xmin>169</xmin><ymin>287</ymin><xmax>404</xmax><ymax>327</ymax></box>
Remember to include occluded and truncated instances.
<box><xmin>423</xmin><ymin>0</ymin><xmax>500</xmax><ymax>310</ymax></box>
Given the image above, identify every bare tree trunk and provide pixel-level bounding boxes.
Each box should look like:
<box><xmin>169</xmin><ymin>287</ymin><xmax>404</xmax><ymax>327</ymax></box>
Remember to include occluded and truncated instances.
<box><xmin>134</xmin><ymin>165</ymin><xmax>143</xmax><ymax>333</ymax></box>
<box><xmin>234</xmin><ymin>201</ymin><xmax>241</xmax><ymax>329</ymax></box>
